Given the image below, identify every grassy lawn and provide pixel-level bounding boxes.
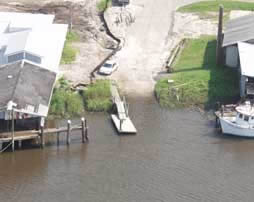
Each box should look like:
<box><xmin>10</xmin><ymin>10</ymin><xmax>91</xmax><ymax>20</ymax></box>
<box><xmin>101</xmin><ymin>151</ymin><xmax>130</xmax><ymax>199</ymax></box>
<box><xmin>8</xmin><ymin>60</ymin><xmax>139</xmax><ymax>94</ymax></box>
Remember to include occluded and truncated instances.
<box><xmin>61</xmin><ymin>31</ymin><xmax>80</xmax><ymax>64</ymax></box>
<box><xmin>178</xmin><ymin>1</ymin><xmax>254</xmax><ymax>20</ymax></box>
<box><xmin>83</xmin><ymin>80</ymin><xmax>113</xmax><ymax>112</ymax></box>
<box><xmin>178</xmin><ymin>1</ymin><xmax>254</xmax><ymax>13</ymax></box>
<box><xmin>155</xmin><ymin>36</ymin><xmax>239</xmax><ymax>109</ymax></box>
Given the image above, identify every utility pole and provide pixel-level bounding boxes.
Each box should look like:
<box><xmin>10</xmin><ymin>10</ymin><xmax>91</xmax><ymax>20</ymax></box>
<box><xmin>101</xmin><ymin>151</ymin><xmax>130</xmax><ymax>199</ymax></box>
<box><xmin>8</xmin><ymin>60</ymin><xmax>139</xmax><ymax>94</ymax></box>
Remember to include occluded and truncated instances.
<box><xmin>216</xmin><ymin>5</ymin><xmax>224</xmax><ymax>66</ymax></box>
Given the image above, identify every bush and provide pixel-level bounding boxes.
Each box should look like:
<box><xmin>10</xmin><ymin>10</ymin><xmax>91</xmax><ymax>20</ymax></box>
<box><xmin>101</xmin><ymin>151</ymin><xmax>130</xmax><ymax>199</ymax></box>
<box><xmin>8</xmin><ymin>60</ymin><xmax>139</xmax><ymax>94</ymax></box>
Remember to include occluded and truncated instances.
<box><xmin>83</xmin><ymin>80</ymin><xmax>113</xmax><ymax>112</ymax></box>
<box><xmin>49</xmin><ymin>77</ymin><xmax>84</xmax><ymax>118</ymax></box>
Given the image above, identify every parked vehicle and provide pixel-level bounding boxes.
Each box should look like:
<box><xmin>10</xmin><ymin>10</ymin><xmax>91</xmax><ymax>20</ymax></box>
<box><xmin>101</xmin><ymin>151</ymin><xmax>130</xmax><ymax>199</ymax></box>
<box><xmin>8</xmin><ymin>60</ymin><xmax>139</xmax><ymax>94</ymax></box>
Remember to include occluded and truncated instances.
<box><xmin>99</xmin><ymin>60</ymin><xmax>118</xmax><ymax>75</ymax></box>
<box><xmin>215</xmin><ymin>101</ymin><xmax>254</xmax><ymax>137</ymax></box>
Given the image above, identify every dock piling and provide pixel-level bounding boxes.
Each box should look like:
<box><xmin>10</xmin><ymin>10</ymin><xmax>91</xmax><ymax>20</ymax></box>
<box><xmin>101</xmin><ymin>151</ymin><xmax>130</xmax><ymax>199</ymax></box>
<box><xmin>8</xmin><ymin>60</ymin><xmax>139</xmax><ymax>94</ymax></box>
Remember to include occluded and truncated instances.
<box><xmin>85</xmin><ymin>119</ymin><xmax>88</xmax><ymax>141</ymax></box>
<box><xmin>11</xmin><ymin>110</ymin><xmax>15</xmax><ymax>152</ymax></box>
<box><xmin>18</xmin><ymin>140</ymin><xmax>22</xmax><ymax>149</ymax></box>
<box><xmin>40</xmin><ymin>126</ymin><xmax>45</xmax><ymax>148</ymax></box>
<box><xmin>57</xmin><ymin>131</ymin><xmax>60</xmax><ymax>146</ymax></box>
<box><xmin>81</xmin><ymin>117</ymin><xmax>85</xmax><ymax>143</ymax></box>
<box><xmin>67</xmin><ymin>120</ymin><xmax>71</xmax><ymax>145</ymax></box>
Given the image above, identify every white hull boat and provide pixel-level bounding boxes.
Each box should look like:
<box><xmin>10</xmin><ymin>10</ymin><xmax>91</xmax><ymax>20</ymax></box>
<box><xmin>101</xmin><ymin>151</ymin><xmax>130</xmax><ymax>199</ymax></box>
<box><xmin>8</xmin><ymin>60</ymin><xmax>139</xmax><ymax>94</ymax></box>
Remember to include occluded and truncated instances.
<box><xmin>215</xmin><ymin>101</ymin><xmax>254</xmax><ymax>137</ymax></box>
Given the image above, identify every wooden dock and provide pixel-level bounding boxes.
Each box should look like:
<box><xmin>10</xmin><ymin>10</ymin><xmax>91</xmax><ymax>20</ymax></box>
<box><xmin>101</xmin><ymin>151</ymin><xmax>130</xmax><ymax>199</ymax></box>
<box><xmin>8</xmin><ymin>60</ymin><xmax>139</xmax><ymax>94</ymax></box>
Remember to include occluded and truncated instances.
<box><xmin>0</xmin><ymin>118</ymin><xmax>89</xmax><ymax>153</ymax></box>
<box><xmin>110</xmin><ymin>82</ymin><xmax>137</xmax><ymax>134</ymax></box>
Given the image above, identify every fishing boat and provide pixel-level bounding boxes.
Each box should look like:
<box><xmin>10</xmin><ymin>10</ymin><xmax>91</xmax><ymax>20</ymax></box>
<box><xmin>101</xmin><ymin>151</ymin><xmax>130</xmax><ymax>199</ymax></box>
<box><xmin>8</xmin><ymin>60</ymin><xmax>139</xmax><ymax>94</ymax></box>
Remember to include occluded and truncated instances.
<box><xmin>215</xmin><ymin>101</ymin><xmax>254</xmax><ymax>137</ymax></box>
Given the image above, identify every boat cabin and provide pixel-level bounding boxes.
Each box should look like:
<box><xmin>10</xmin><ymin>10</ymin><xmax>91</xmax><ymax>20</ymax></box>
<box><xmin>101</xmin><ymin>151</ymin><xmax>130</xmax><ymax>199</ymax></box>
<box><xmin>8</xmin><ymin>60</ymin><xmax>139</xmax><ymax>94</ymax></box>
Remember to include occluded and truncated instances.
<box><xmin>235</xmin><ymin>102</ymin><xmax>254</xmax><ymax>126</ymax></box>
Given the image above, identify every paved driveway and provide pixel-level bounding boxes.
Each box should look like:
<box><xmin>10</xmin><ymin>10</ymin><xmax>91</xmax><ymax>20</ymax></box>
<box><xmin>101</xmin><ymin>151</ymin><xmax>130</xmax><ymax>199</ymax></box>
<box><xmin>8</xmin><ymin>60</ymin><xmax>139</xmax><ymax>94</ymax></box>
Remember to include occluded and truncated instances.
<box><xmin>112</xmin><ymin>0</ymin><xmax>204</xmax><ymax>96</ymax></box>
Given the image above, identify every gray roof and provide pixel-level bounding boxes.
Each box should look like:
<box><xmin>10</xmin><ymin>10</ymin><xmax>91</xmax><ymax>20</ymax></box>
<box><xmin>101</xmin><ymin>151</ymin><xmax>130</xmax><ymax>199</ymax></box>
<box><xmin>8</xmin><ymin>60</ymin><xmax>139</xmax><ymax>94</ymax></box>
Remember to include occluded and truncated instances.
<box><xmin>223</xmin><ymin>14</ymin><xmax>254</xmax><ymax>47</ymax></box>
<box><xmin>0</xmin><ymin>61</ymin><xmax>56</xmax><ymax>116</ymax></box>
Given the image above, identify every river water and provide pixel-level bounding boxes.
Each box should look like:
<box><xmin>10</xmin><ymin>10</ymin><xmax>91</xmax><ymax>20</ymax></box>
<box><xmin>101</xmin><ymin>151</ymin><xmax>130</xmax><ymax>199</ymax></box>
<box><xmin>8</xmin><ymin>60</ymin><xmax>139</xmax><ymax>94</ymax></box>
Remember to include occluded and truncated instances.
<box><xmin>1</xmin><ymin>96</ymin><xmax>254</xmax><ymax>202</ymax></box>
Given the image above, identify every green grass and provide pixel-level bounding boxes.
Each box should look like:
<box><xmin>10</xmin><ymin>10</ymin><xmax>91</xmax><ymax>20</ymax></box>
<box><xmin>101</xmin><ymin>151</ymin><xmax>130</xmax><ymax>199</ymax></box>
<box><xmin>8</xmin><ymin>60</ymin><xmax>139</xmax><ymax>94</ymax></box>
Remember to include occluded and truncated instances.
<box><xmin>61</xmin><ymin>31</ymin><xmax>80</xmax><ymax>64</ymax></box>
<box><xmin>96</xmin><ymin>0</ymin><xmax>112</xmax><ymax>12</ymax></box>
<box><xmin>49</xmin><ymin>77</ymin><xmax>84</xmax><ymax>118</ymax></box>
<box><xmin>155</xmin><ymin>36</ymin><xmax>239</xmax><ymax>109</ymax></box>
<box><xmin>83</xmin><ymin>80</ymin><xmax>113</xmax><ymax>112</ymax></box>
<box><xmin>177</xmin><ymin>1</ymin><xmax>254</xmax><ymax>21</ymax></box>
<box><xmin>178</xmin><ymin>1</ymin><xmax>254</xmax><ymax>13</ymax></box>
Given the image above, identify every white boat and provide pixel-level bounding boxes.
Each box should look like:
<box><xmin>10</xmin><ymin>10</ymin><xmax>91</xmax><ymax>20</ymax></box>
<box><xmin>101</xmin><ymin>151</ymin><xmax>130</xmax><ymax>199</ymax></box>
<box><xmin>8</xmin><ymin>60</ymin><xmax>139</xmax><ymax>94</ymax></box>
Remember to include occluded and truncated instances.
<box><xmin>215</xmin><ymin>101</ymin><xmax>254</xmax><ymax>137</ymax></box>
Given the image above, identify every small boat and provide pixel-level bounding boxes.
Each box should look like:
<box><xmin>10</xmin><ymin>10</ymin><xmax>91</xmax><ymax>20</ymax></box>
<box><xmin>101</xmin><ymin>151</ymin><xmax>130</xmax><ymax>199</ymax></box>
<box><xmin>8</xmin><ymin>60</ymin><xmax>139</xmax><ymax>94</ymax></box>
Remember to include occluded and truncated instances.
<box><xmin>215</xmin><ymin>101</ymin><xmax>254</xmax><ymax>137</ymax></box>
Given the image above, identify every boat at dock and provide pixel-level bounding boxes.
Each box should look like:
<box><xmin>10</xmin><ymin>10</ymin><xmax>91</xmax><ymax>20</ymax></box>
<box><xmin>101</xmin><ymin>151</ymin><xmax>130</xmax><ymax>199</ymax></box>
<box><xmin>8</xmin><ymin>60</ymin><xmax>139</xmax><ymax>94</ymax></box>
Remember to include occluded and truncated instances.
<box><xmin>215</xmin><ymin>101</ymin><xmax>254</xmax><ymax>137</ymax></box>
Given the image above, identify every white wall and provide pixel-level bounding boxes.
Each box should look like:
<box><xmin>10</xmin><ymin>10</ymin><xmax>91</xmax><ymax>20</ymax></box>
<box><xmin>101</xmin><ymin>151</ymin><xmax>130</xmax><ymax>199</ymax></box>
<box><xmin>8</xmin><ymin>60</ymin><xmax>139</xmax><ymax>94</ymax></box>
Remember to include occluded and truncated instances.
<box><xmin>240</xmin><ymin>75</ymin><xmax>246</xmax><ymax>98</ymax></box>
<box><xmin>225</xmin><ymin>45</ymin><xmax>239</xmax><ymax>68</ymax></box>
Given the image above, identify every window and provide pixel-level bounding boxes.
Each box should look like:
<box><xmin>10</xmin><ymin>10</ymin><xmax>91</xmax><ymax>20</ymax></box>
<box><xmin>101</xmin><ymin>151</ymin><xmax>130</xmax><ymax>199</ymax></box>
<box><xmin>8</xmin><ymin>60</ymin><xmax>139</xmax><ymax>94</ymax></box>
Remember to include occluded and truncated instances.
<box><xmin>239</xmin><ymin>114</ymin><xmax>243</xmax><ymax>119</ymax></box>
<box><xmin>244</xmin><ymin>115</ymin><xmax>249</xmax><ymax>122</ymax></box>
<box><xmin>25</xmin><ymin>52</ymin><xmax>41</xmax><ymax>64</ymax></box>
<box><xmin>7</xmin><ymin>52</ymin><xmax>24</xmax><ymax>63</ymax></box>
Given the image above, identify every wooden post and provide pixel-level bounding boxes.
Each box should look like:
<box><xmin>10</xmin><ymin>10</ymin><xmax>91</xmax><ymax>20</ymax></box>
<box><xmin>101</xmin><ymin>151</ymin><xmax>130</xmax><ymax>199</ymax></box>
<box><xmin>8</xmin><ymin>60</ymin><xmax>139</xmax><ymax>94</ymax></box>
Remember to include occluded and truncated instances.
<box><xmin>18</xmin><ymin>140</ymin><xmax>22</xmax><ymax>149</ymax></box>
<box><xmin>11</xmin><ymin>109</ymin><xmax>15</xmax><ymax>152</ymax></box>
<box><xmin>40</xmin><ymin>125</ymin><xmax>45</xmax><ymax>148</ymax></box>
<box><xmin>81</xmin><ymin>117</ymin><xmax>85</xmax><ymax>143</ymax></box>
<box><xmin>120</xmin><ymin>119</ymin><xmax>122</xmax><ymax>131</ymax></box>
<box><xmin>85</xmin><ymin>118</ymin><xmax>88</xmax><ymax>141</ymax></box>
<box><xmin>67</xmin><ymin>120</ymin><xmax>71</xmax><ymax>145</ymax></box>
<box><xmin>216</xmin><ymin>5</ymin><xmax>224</xmax><ymax>66</ymax></box>
<box><xmin>57</xmin><ymin>132</ymin><xmax>60</xmax><ymax>146</ymax></box>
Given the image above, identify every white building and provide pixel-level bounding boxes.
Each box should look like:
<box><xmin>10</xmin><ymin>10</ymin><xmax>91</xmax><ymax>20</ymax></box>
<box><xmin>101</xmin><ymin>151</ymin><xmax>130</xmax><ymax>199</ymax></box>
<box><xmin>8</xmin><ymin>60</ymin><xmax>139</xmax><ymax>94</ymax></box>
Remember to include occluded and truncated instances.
<box><xmin>0</xmin><ymin>12</ymin><xmax>68</xmax><ymax>119</ymax></box>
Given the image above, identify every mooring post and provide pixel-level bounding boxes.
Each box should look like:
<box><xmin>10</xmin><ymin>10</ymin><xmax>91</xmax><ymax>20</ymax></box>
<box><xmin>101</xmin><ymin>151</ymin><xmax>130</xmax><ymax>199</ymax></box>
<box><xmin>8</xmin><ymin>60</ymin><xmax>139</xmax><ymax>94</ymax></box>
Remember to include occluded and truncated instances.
<box><xmin>67</xmin><ymin>120</ymin><xmax>71</xmax><ymax>145</ymax></box>
<box><xmin>40</xmin><ymin>117</ymin><xmax>45</xmax><ymax>148</ymax></box>
<box><xmin>81</xmin><ymin>117</ymin><xmax>85</xmax><ymax>143</ymax></box>
<box><xmin>85</xmin><ymin>118</ymin><xmax>89</xmax><ymax>141</ymax></box>
<box><xmin>57</xmin><ymin>131</ymin><xmax>60</xmax><ymax>146</ymax></box>
<box><xmin>40</xmin><ymin>125</ymin><xmax>45</xmax><ymax>148</ymax></box>
<box><xmin>11</xmin><ymin>109</ymin><xmax>15</xmax><ymax>152</ymax></box>
<box><xmin>18</xmin><ymin>140</ymin><xmax>22</xmax><ymax>149</ymax></box>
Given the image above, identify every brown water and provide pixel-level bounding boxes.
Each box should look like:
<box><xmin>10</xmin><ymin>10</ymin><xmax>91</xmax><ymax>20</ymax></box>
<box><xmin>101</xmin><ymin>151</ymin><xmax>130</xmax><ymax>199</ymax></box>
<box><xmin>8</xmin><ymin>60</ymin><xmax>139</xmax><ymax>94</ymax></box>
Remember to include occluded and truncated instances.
<box><xmin>1</xmin><ymin>97</ymin><xmax>254</xmax><ymax>202</ymax></box>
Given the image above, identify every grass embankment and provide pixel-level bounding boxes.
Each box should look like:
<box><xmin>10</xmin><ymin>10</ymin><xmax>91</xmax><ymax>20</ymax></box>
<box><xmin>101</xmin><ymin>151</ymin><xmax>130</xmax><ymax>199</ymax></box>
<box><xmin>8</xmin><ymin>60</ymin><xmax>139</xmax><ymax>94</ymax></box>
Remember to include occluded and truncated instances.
<box><xmin>155</xmin><ymin>36</ymin><xmax>239</xmax><ymax>109</ymax></box>
<box><xmin>83</xmin><ymin>80</ymin><xmax>113</xmax><ymax>112</ymax></box>
<box><xmin>61</xmin><ymin>31</ymin><xmax>80</xmax><ymax>64</ymax></box>
<box><xmin>49</xmin><ymin>78</ymin><xmax>113</xmax><ymax>117</ymax></box>
<box><xmin>49</xmin><ymin>77</ymin><xmax>84</xmax><ymax>118</ymax></box>
<box><xmin>178</xmin><ymin>1</ymin><xmax>254</xmax><ymax>20</ymax></box>
<box><xmin>96</xmin><ymin>0</ymin><xmax>112</xmax><ymax>12</ymax></box>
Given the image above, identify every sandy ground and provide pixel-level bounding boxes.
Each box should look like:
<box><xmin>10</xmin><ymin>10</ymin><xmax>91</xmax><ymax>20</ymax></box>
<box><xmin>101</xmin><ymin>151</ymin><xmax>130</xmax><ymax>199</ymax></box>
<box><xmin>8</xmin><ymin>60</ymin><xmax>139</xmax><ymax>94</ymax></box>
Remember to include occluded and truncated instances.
<box><xmin>100</xmin><ymin>0</ymin><xmax>213</xmax><ymax>97</ymax></box>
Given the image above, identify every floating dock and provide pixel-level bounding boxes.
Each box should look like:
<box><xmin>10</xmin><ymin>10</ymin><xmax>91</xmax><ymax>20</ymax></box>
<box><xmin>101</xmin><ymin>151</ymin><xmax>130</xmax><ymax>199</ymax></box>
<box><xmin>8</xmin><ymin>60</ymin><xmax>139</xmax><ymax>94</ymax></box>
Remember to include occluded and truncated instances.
<box><xmin>110</xmin><ymin>82</ymin><xmax>137</xmax><ymax>134</ymax></box>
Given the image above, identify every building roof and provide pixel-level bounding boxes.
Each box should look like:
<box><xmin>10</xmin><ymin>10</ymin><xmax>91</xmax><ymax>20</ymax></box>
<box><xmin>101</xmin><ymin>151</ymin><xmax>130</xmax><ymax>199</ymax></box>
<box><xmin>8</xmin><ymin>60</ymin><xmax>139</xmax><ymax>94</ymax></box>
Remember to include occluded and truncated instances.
<box><xmin>238</xmin><ymin>42</ymin><xmax>254</xmax><ymax>77</ymax></box>
<box><xmin>0</xmin><ymin>61</ymin><xmax>56</xmax><ymax>117</ymax></box>
<box><xmin>0</xmin><ymin>12</ymin><xmax>68</xmax><ymax>73</ymax></box>
<box><xmin>223</xmin><ymin>14</ymin><xmax>254</xmax><ymax>47</ymax></box>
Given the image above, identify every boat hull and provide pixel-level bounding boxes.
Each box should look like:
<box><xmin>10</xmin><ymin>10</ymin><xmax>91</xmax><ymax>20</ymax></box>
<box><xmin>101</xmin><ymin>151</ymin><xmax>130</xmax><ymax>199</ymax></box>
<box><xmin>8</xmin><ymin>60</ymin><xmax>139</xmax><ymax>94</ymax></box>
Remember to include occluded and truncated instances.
<box><xmin>219</xmin><ymin>117</ymin><xmax>254</xmax><ymax>137</ymax></box>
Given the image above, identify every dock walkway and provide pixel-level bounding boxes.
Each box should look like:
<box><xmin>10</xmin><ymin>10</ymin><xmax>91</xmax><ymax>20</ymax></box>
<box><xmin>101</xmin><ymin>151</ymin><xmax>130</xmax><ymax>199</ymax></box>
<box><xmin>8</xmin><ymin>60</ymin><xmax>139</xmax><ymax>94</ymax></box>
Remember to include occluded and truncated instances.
<box><xmin>110</xmin><ymin>82</ymin><xmax>137</xmax><ymax>134</ymax></box>
<box><xmin>0</xmin><ymin>118</ymin><xmax>88</xmax><ymax>152</ymax></box>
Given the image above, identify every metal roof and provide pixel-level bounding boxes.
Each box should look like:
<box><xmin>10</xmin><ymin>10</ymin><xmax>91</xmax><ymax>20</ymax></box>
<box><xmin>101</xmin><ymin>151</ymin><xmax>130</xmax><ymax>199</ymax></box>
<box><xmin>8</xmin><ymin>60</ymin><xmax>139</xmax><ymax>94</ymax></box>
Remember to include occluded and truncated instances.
<box><xmin>0</xmin><ymin>61</ymin><xmax>56</xmax><ymax>117</ymax></box>
<box><xmin>223</xmin><ymin>14</ymin><xmax>254</xmax><ymax>47</ymax></box>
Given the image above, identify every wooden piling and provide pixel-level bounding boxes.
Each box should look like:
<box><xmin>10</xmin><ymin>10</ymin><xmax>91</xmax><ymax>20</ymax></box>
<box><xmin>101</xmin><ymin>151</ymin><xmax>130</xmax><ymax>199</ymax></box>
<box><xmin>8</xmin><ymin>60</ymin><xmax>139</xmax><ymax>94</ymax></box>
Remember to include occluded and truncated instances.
<box><xmin>67</xmin><ymin>120</ymin><xmax>71</xmax><ymax>145</ymax></box>
<box><xmin>18</xmin><ymin>140</ymin><xmax>22</xmax><ymax>149</ymax></box>
<box><xmin>81</xmin><ymin>117</ymin><xmax>85</xmax><ymax>143</ymax></box>
<box><xmin>57</xmin><ymin>131</ymin><xmax>60</xmax><ymax>146</ymax></box>
<box><xmin>85</xmin><ymin>118</ymin><xmax>88</xmax><ymax>141</ymax></box>
<box><xmin>11</xmin><ymin>109</ymin><xmax>15</xmax><ymax>152</ymax></box>
<box><xmin>40</xmin><ymin>125</ymin><xmax>45</xmax><ymax>148</ymax></box>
